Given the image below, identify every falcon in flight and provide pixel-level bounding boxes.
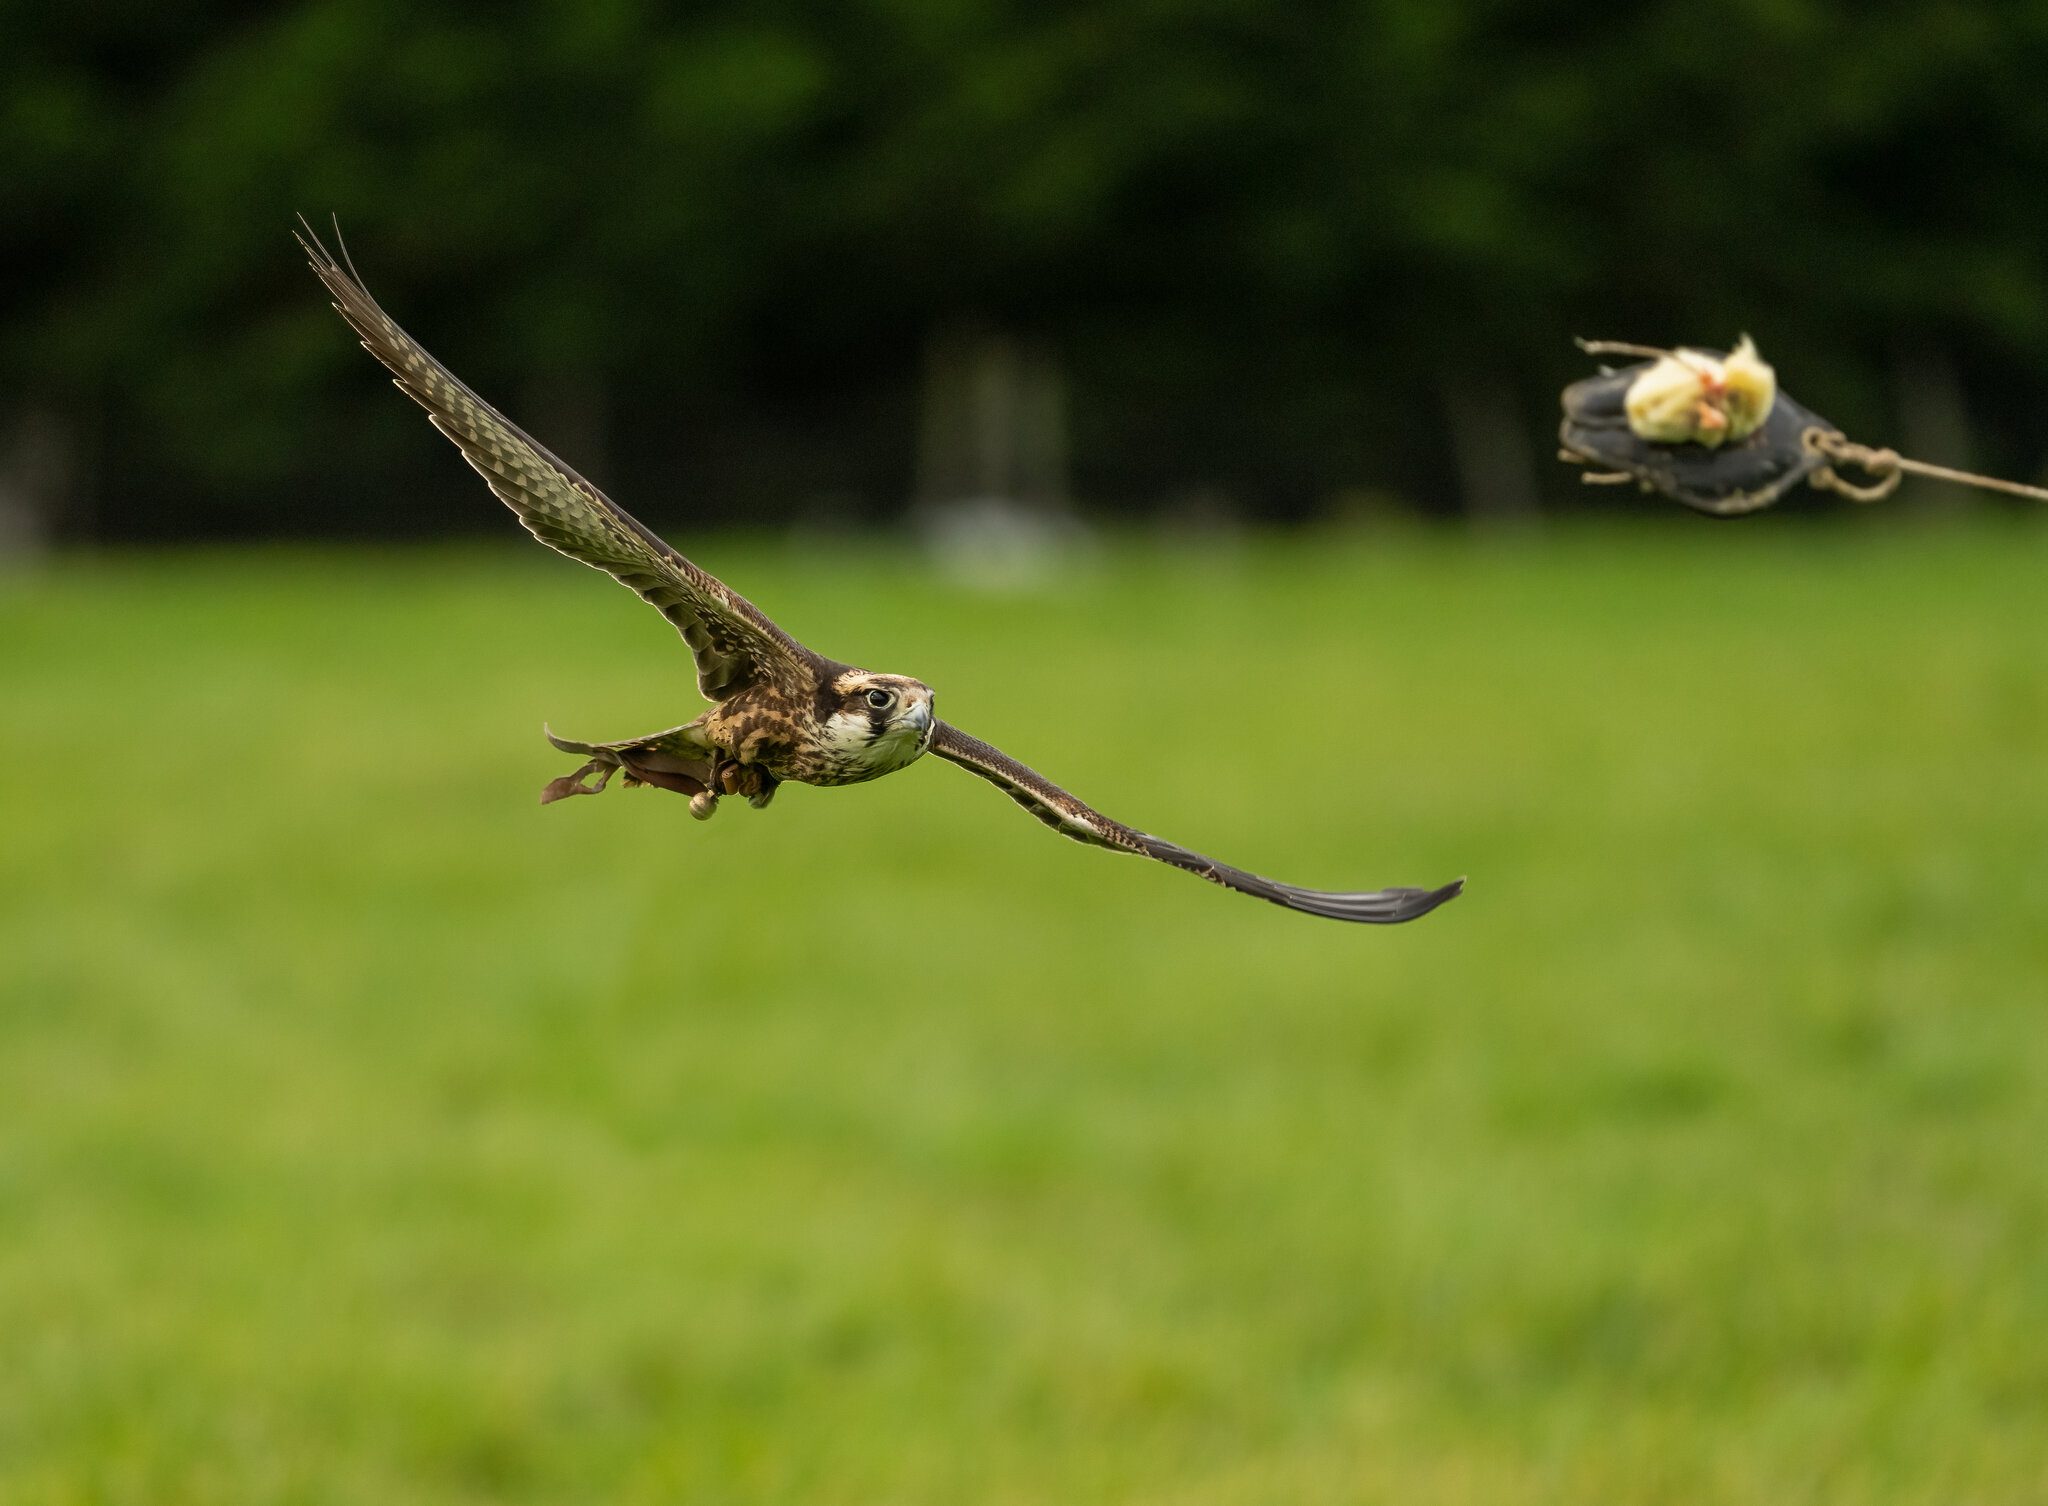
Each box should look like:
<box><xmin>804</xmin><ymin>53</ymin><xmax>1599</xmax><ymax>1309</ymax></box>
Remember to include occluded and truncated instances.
<box><xmin>300</xmin><ymin>223</ymin><xmax>1463</xmax><ymax>925</ymax></box>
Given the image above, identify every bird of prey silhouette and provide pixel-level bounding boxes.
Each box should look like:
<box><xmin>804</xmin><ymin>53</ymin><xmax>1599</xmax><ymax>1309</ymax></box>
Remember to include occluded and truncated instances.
<box><xmin>299</xmin><ymin>221</ymin><xmax>1463</xmax><ymax>924</ymax></box>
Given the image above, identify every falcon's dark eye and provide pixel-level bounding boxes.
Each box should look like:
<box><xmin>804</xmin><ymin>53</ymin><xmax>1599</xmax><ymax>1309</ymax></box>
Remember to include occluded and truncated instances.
<box><xmin>863</xmin><ymin>688</ymin><xmax>894</xmax><ymax>711</ymax></box>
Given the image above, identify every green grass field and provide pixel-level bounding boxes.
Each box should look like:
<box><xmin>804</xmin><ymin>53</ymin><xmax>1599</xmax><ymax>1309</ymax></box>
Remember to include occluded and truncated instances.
<box><xmin>3</xmin><ymin>523</ymin><xmax>2046</xmax><ymax>1504</ymax></box>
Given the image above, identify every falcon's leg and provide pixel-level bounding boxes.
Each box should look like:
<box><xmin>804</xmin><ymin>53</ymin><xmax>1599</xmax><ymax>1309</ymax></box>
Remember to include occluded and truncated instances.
<box><xmin>688</xmin><ymin>758</ymin><xmax>746</xmax><ymax>821</ymax></box>
<box><xmin>716</xmin><ymin>760</ymin><xmax>780</xmax><ymax>810</ymax></box>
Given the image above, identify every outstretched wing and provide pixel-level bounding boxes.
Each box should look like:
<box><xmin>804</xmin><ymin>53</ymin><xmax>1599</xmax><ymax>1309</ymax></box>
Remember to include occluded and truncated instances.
<box><xmin>298</xmin><ymin>219</ymin><xmax>816</xmax><ymax>701</ymax></box>
<box><xmin>929</xmin><ymin>722</ymin><xmax>1463</xmax><ymax>924</ymax></box>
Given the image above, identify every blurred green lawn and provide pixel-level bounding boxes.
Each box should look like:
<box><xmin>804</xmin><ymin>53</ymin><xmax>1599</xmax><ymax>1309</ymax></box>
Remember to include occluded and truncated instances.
<box><xmin>3</xmin><ymin>523</ymin><xmax>2046</xmax><ymax>1505</ymax></box>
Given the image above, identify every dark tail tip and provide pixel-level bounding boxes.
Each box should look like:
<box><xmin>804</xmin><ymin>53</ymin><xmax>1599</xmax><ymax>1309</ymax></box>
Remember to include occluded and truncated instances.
<box><xmin>1395</xmin><ymin>876</ymin><xmax>1466</xmax><ymax>921</ymax></box>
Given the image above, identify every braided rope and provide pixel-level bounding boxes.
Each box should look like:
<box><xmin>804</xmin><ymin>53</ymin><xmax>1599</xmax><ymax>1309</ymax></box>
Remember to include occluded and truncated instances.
<box><xmin>1803</xmin><ymin>429</ymin><xmax>2048</xmax><ymax>505</ymax></box>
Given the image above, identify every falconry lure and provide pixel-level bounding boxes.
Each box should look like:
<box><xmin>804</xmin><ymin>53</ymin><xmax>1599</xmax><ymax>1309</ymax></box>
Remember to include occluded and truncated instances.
<box><xmin>1558</xmin><ymin>337</ymin><xmax>2048</xmax><ymax>515</ymax></box>
<box><xmin>300</xmin><ymin>223</ymin><xmax>1462</xmax><ymax>924</ymax></box>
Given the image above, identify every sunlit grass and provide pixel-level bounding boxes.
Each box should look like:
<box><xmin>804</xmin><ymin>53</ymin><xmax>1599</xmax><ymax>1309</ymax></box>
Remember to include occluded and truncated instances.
<box><xmin>3</xmin><ymin>521</ymin><xmax>2046</xmax><ymax>1504</ymax></box>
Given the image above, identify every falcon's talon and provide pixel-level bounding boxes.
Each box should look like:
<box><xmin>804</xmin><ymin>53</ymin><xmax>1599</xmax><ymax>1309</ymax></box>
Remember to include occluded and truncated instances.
<box><xmin>718</xmin><ymin>761</ymin><xmax>770</xmax><ymax>800</ymax></box>
<box><xmin>715</xmin><ymin>759</ymin><xmax>757</xmax><ymax>797</ymax></box>
<box><xmin>303</xmin><ymin>220</ymin><xmax>1462</xmax><ymax>925</ymax></box>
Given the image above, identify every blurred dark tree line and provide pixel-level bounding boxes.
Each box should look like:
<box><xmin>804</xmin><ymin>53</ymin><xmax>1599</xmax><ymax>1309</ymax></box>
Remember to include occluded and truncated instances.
<box><xmin>5</xmin><ymin>0</ymin><xmax>2047</xmax><ymax>542</ymax></box>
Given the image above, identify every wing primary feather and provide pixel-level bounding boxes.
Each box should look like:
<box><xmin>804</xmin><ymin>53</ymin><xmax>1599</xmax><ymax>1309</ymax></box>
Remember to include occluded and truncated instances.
<box><xmin>929</xmin><ymin>721</ymin><xmax>1461</xmax><ymax>925</ymax></box>
<box><xmin>329</xmin><ymin>212</ymin><xmax>365</xmax><ymax>285</ymax></box>
<box><xmin>296</xmin><ymin>217</ymin><xmax>814</xmax><ymax>701</ymax></box>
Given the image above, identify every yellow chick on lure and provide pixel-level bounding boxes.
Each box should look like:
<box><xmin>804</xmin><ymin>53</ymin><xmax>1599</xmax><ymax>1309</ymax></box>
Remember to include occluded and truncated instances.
<box><xmin>1624</xmin><ymin>337</ymin><xmax>1777</xmax><ymax>448</ymax></box>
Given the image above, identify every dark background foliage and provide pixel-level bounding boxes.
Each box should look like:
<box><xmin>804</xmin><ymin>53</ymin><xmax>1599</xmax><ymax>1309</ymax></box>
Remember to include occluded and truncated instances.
<box><xmin>6</xmin><ymin>0</ymin><xmax>2046</xmax><ymax>538</ymax></box>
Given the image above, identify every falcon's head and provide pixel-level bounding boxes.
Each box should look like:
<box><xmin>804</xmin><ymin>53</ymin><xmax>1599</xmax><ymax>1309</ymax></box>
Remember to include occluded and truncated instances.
<box><xmin>820</xmin><ymin>669</ymin><xmax>937</xmax><ymax>774</ymax></box>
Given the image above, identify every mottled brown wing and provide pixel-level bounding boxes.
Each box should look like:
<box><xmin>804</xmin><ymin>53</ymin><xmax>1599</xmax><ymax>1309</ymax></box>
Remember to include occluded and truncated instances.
<box><xmin>298</xmin><ymin>220</ymin><xmax>815</xmax><ymax>701</ymax></box>
<box><xmin>929</xmin><ymin>722</ymin><xmax>1463</xmax><ymax>925</ymax></box>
